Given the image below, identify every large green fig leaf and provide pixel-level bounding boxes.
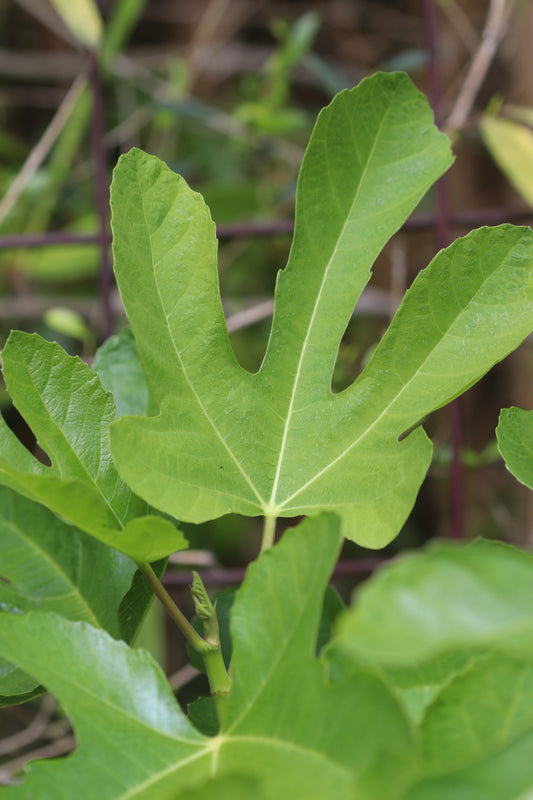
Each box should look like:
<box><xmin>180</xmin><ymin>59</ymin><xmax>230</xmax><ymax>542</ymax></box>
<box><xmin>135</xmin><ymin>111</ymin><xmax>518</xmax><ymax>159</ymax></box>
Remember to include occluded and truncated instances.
<box><xmin>332</xmin><ymin>537</ymin><xmax>533</xmax><ymax>797</ymax></box>
<box><xmin>0</xmin><ymin>486</ymin><xmax>138</xmax><ymax>705</ymax></box>
<box><xmin>496</xmin><ymin>406</ymin><xmax>533</xmax><ymax>489</ymax></box>
<box><xmin>109</xmin><ymin>71</ymin><xmax>533</xmax><ymax>548</ymax></box>
<box><xmin>336</xmin><ymin>538</ymin><xmax>533</xmax><ymax>666</ymax></box>
<box><xmin>0</xmin><ymin>331</ymin><xmax>186</xmax><ymax>561</ymax></box>
<box><xmin>405</xmin><ymin>730</ymin><xmax>533</xmax><ymax>800</ymax></box>
<box><xmin>416</xmin><ymin>653</ymin><xmax>533</xmax><ymax>774</ymax></box>
<box><xmin>399</xmin><ymin>651</ymin><xmax>533</xmax><ymax>799</ymax></box>
<box><xmin>0</xmin><ymin>515</ymin><xmax>414</xmax><ymax>799</ymax></box>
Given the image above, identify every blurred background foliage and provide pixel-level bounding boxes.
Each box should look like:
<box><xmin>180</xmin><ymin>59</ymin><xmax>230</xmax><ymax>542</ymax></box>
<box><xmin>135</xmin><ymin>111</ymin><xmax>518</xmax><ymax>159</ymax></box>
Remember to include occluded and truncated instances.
<box><xmin>2</xmin><ymin>0</ymin><xmax>533</xmax><ymax>716</ymax></box>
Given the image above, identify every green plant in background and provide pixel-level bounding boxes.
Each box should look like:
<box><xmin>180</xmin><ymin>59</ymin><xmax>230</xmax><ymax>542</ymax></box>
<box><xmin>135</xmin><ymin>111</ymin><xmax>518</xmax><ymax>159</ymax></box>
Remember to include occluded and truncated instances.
<box><xmin>2</xmin><ymin>71</ymin><xmax>533</xmax><ymax>797</ymax></box>
<box><xmin>235</xmin><ymin>11</ymin><xmax>320</xmax><ymax>135</ymax></box>
<box><xmin>0</xmin><ymin>0</ymin><xmax>147</xmax><ymax>280</ymax></box>
<box><xmin>0</xmin><ymin>1</ymin><xmax>322</xmax><ymax>290</ymax></box>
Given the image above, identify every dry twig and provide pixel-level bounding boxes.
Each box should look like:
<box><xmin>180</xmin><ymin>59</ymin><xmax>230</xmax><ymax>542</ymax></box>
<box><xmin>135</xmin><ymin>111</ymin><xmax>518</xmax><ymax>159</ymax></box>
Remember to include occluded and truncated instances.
<box><xmin>0</xmin><ymin>70</ymin><xmax>88</xmax><ymax>228</ymax></box>
<box><xmin>445</xmin><ymin>0</ymin><xmax>514</xmax><ymax>131</ymax></box>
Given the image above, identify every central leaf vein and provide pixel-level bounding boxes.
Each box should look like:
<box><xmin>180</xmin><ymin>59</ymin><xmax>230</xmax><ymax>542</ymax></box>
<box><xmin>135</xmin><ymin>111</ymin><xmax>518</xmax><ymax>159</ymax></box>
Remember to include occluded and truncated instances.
<box><xmin>268</xmin><ymin>99</ymin><xmax>391</xmax><ymax>512</ymax></box>
<box><xmin>137</xmin><ymin>170</ymin><xmax>266</xmax><ymax>510</ymax></box>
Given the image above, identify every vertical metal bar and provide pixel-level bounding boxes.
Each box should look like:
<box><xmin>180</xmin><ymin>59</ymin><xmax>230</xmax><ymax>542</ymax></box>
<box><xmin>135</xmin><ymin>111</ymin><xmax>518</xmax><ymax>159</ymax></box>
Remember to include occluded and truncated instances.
<box><xmin>89</xmin><ymin>53</ymin><xmax>113</xmax><ymax>341</ymax></box>
<box><xmin>423</xmin><ymin>0</ymin><xmax>466</xmax><ymax>539</ymax></box>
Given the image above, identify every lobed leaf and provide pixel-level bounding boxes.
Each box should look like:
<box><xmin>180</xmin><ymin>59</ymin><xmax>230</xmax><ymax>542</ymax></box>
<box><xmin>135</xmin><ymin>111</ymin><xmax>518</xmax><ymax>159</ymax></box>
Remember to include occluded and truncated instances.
<box><xmin>109</xmin><ymin>71</ymin><xmax>533</xmax><ymax>547</ymax></box>
<box><xmin>0</xmin><ymin>332</ymin><xmax>185</xmax><ymax>561</ymax></box>
<box><xmin>0</xmin><ymin>515</ymin><xmax>414</xmax><ymax>799</ymax></box>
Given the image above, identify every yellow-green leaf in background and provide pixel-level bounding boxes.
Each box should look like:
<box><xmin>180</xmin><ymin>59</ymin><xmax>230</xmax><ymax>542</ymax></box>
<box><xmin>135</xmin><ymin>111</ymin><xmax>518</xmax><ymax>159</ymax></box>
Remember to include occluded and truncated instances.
<box><xmin>48</xmin><ymin>0</ymin><xmax>102</xmax><ymax>49</ymax></box>
<box><xmin>481</xmin><ymin>110</ymin><xmax>533</xmax><ymax>209</ymax></box>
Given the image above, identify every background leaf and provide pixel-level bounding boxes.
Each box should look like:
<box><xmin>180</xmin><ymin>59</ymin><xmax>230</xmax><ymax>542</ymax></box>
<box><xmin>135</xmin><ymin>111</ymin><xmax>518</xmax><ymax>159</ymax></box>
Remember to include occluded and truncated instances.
<box><xmin>417</xmin><ymin>653</ymin><xmax>533</xmax><ymax>775</ymax></box>
<box><xmin>481</xmin><ymin>111</ymin><xmax>533</xmax><ymax>209</ymax></box>
<box><xmin>0</xmin><ymin>487</ymin><xmax>135</xmax><ymax>632</ymax></box>
<box><xmin>336</xmin><ymin>538</ymin><xmax>533</xmax><ymax>667</ymax></box>
<box><xmin>496</xmin><ymin>406</ymin><xmax>533</xmax><ymax>489</ymax></box>
<box><xmin>48</xmin><ymin>0</ymin><xmax>102</xmax><ymax>49</ymax></box>
<box><xmin>405</xmin><ymin>731</ymin><xmax>533</xmax><ymax>800</ymax></box>
<box><xmin>94</xmin><ymin>327</ymin><xmax>156</xmax><ymax>418</ymax></box>
<box><xmin>333</xmin><ymin>537</ymin><xmax>533</xmax><ymax>797</ymax></box>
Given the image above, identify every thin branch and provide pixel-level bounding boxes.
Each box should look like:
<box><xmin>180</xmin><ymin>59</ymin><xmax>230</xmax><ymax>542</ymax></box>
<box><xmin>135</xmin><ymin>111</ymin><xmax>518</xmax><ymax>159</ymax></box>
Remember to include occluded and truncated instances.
<box><xmin>388</xmin><ymin>237</ymin><xmax>407</xmax><ymax>318</ymax></box>
<box><xmin>226</xmin><ymin>299</ymin><xmax>274</xmax><ymax>332</ymax></box>
<box><xmin>440</xmin><ymin>0</ymin><xmax>480</xmax><ymax>54</ymax></box>
<box><xmin>12</xmin><ymin>0</ymin><xmax>79</xmax><ymax>48</ymax></box>
<box><xmin>139</xmin><ymin>562</ymin><xmax>208</xmax><ymax>652</ymax></box>
<box><xmin>0</xmin><ymin>735</ymin><xmax>75</xmax><ymax>786</ymax></box>
<box><xmin>167</xmin><ymin>664</ymin><xmax>201</xmax><ymax>691</ymax></box>
<box><xmin>0</xmin><ymin>70</ymin><xmax>88</xmax><ymax>228</ymax></box>
<box><xmin>0</xmin><ymin>695</ymin><xmax>56</xmax><ymax>757</ymax></box>
<box><xmin>445</xmin><ymin>0</ymin><xmax>514</xmax><ymax>131</ymax></box>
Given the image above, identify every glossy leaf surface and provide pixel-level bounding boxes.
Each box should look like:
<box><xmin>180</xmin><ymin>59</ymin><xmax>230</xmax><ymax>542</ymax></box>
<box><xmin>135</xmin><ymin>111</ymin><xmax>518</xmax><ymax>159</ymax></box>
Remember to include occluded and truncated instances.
<box><xmin>109</xmin><ymin>71</ymin><xmax>533</xmax><ymax>547</ymax></box>
<box><xmin>0</xmin><ymin>515</ymin><xmax>414</xmax><ymax>799</ymax></box>
<box><xmin>0</xmin><ymin>486</ymin><xmax>137</xmax><ymax>705</ymax></box>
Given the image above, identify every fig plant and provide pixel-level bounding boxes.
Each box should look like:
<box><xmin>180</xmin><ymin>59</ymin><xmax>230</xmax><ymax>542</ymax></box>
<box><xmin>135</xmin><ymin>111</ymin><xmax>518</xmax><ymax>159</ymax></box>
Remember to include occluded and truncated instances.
<box><xmin>2</xmin><ymin>71</ymin><xmax>533</xmax><ymax>798</ymax></box>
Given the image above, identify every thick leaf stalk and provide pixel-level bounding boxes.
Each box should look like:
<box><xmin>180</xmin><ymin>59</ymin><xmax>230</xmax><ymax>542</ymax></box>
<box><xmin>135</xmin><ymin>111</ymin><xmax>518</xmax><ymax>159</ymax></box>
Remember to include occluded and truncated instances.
<box><xmin>191</xmin><ymin>570</ymin><xmax>232</xmax><ymax>719</ymax></box>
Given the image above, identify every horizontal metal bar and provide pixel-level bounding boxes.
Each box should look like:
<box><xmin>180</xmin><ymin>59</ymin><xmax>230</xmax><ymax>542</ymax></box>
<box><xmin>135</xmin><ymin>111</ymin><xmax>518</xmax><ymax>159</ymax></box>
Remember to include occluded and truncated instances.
<box><xmin>162</xmin><ymin>557</ymin><xmax>387</xmax><ymax>587</ymax></box>
<box><xmin>0</xmin><ymin>207</ymin><xmax>532</xmax><ymax>251</ymax></box>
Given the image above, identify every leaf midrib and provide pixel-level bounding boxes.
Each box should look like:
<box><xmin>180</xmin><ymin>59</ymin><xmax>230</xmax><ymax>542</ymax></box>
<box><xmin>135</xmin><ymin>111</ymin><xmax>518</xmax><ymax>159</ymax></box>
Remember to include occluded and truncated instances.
<box><xmin>136</xmin><ymin>167</ymin><xmax>266</xmax><ymax>510</ymax></box>
<box><xmin>224</xmin><ymin>561</ymin><xmax>320</xmax><ymax>735</ymax></box>
<box><xmin>277</xmin><ymin>238</ymin><xmax>523</xmax><ymax>511</ymax></box>
<box><xmin>268</xmin><ymin>94</ymin><xmax>392</xmax><ymax>512</ymax></box>
<box><xmin>119</xmin><ymin>732</ymin><xmax>352</xmax><ymax>799</ymax></box>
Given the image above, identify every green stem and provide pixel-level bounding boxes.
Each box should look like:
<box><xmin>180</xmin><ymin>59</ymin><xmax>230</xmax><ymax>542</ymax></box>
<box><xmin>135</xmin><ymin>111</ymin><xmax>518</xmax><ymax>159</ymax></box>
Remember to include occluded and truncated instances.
<box><xmin>140</xmin><ymin>562</ymin><xmax>232</xmax><ymax>723</ymax></box>
<box><xmin>260</xmin><ymin>515</ymin><xmax>277</xmax><ymax>553</ymax></box>
<box><xmin>203</xmin><ymin>647</ymin><xmax>231</xmax><ymax>721</ymax></box>
<box><xmin>139</xmin><ymin>562</ymin><xmax>207</xmax><ymax>653</ymax></box>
